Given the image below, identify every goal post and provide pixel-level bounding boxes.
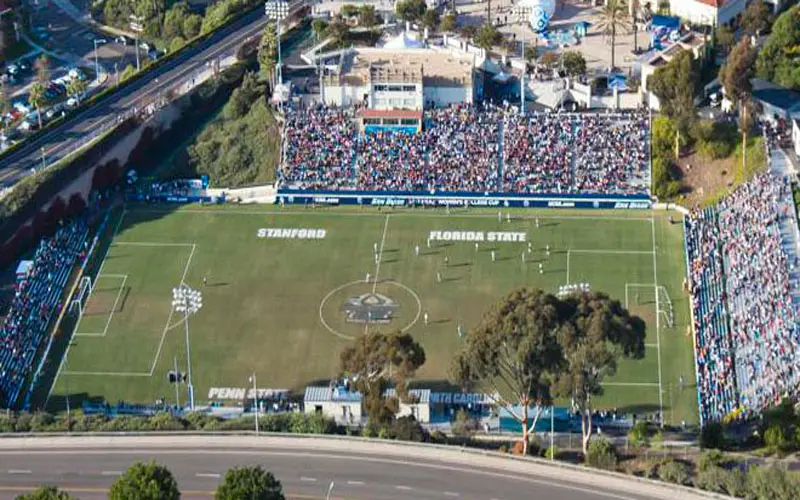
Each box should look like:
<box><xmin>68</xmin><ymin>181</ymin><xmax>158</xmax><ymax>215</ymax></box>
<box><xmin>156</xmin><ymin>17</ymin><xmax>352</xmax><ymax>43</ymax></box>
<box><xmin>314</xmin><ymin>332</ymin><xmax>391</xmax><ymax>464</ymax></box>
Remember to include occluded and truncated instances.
<box><xmin>656</xmin><ymin>285</ymin><xmax>675</xmax><ymax>328</ymax></box>
<box><xmin>70</xmin><ymin>276</ymin><xmax>94</xmax><ymax>319</ymax></box>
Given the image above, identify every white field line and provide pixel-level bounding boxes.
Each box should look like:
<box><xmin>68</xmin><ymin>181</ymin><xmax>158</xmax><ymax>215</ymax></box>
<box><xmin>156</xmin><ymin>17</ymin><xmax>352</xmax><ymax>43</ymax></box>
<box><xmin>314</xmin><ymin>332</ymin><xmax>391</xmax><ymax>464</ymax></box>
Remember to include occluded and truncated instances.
<box><xmin>62</xmin><ymin>370</ymin><xmax>150</xmax><ymax>376</ymax></box>
<box><xmin>624</xmin><ymin>283</ymin><xmax>656</xmax><ymax>309</ymax></box>
<box><xmin>74</xmin><ymin>275</ymin><xmax>128</xmax><ymax>338</ymax></box>
<box><xmin>604</xmin><ymin>382</ymin><xmax>660</xmax><ymax>387</ymax></box>
<box><xmin>372</xmin><ymin>214</ymin><xmax>390</xmax><ymax>294</ymax></box>
<box><xmin>130</xmin><ymin>207</ymin><xmax>657</xmax><ymax>222</ymax></box>
<box><xmin>149</xmin><ymin>243</ymin><xmax>196</xmax><ymax>375</ymax></box>
<box><xmin>570</xmin><ymin>249</ymin><xmax>654</xmax><ymax>255</ymax></box>
<box><xmin>651</xmin><ymin>218</ymin><xmax>665</xmax><ymax>424</ymax></box>
<box><xmin>112</xmin><ymin>241</ymin><xmax>195</xmax><ymax>247</ymax></box>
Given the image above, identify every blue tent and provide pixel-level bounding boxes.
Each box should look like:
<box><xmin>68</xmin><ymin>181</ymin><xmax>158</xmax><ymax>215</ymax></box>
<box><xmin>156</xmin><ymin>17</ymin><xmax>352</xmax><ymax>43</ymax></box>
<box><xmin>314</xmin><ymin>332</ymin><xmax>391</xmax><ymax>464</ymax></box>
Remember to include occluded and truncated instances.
<box><xmin>651</xmin><ymin>15</ymin><xmax>680</xmax><ymax>30</ymax></box>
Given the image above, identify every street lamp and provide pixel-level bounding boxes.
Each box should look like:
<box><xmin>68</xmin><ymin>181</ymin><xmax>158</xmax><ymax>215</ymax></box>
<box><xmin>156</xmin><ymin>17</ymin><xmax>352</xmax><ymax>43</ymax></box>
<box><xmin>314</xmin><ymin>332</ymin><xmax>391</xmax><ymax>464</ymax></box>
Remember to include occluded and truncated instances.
<box><xmin>264</xmin><ymin>1</ymin><xmax>289</xmax><ymax>85</ymax></box>
<box><xmin>249</xmin><ymin>372</ymin><xmax>259</xmax><ymax>435</ymax></box>
<box><xmin>172</xmin><ymin>283</ymin><xmax>202</xmax><ymax>410</ymax></box>
<box><xmin>93</xmin><ymin>38</ymin><xmax>107</xmax><ymax>80</ymax></box>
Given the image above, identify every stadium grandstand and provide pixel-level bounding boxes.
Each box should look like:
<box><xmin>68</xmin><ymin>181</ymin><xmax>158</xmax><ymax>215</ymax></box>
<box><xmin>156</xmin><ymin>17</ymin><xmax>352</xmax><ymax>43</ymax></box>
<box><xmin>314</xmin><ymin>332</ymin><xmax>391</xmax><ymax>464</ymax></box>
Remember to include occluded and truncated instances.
<box><xmin>279</xmin><ymin>104</ymin><xmax>651</xmax><ymax>197</ymax></box>
<box><xmin>685</xmin><ymin>144</ymin><xmax>800</xmax><ymax>424</ymax></box>
<box><xmin>0</xmin><ymin>218</ymin><xmax>89</xmax><ymax>408</ymax></box>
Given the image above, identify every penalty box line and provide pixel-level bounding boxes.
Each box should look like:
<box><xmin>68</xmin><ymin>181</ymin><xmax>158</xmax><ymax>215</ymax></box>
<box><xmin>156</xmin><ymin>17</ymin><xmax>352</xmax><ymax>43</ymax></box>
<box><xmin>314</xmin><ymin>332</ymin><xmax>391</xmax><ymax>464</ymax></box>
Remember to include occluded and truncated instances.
<box><xmin>61</xmin><ymin>242</ymin><xmax>197</xmax><ymax>379</ymax></box>
<box><xmin>73</xmin><ymin>274</ymin><xmax>129</xmax><ymax>338</ymax></box>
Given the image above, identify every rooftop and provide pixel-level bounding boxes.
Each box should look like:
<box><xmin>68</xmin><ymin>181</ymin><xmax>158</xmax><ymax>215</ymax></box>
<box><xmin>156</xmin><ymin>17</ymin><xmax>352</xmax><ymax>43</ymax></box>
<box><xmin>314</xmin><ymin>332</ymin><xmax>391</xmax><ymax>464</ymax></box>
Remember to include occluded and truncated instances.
<box><xmin>751</xmin><ymin>79</ymin><xmax>800</xmax><ymax>112</ymax></box>
<box><xmin>329</xmin><ymin>48</ymin><xmax>474</xmax><ymax>88</ymax></box>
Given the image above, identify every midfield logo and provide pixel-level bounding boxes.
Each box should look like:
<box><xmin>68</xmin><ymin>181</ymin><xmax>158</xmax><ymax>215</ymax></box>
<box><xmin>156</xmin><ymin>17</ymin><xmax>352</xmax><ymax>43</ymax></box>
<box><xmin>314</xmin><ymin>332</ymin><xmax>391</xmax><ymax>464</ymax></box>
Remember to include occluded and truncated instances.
<box><xmin>342</xmin><ymin>293</ymin><xmax>399</xmax><ymax>324</ymax></box>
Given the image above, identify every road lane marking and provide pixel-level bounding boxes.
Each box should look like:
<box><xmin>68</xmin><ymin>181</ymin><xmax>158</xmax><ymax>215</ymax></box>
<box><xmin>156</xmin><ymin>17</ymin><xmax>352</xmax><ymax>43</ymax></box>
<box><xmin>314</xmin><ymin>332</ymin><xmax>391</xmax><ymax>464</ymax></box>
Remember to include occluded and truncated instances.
<box><xmin>300</xmin><ymin>476</ymin><xmax>317</xmax><ymax>482</ymax></box>
<box><xmin>346</xmin><ymin>480</ymin><xmax>364</xmax><ymax>485</ymax></box>
<box><xmin>100</xmin><ymin>471</ymin><xmax>121</xmax><ymax>476</ymax></box>
<box><xmin>395</xmin><ymin>485</ymin><xmax>412</xmax><ymax>490</ymax></box>
<box><xmin>195</xmin><ymin>473</ymin><xmax>221</xmax><ymax>479</ymax></box>
<box><xmin>7</xmin><ymin>470</ymin><xmax>30</xmax><ymax>475</ymax></box>
<box><xmin>443</xmin><ymin>492</ymin><xmax>460</xmax><ymax>497</ymax></box>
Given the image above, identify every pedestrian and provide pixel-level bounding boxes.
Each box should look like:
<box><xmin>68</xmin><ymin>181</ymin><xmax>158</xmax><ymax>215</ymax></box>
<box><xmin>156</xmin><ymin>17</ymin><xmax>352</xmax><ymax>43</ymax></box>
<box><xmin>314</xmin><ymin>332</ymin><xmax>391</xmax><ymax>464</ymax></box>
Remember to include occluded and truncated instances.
<box><xmin>415</xmin><ymin>244</ymin><xmax>420</xmax><ymax>256</ymax></box>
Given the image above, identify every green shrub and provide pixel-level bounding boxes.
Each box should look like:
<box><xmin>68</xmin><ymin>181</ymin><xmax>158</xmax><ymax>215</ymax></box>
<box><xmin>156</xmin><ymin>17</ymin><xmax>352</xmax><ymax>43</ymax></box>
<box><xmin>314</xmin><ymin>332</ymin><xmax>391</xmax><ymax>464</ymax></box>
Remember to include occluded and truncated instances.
<box><xmin>387</xmin><ymin>416</ymin><xmax>428</xmax><ymax>442</ymax></box>
<box><xmin>543</xmin><ymin>445</ymin><xmax>558</xmax><ymax>460</ymax></box>
<box><xmin>585</xmin><ymin>438</ymin><xmax>618</xmax><ymax>470</ymax></box>
<box><xmin>627</xmin><ymin>421</ymin><xmax>649</xmax><ymax>448</ymax></box>
<box><xmin>652</xmin><ymin>156</ymin><xmax>682</xmax><ymax>200</ymax></box>
<box><xmin>746</xmin><ymin>464</ymin><xmax>800</xmax><ymax>499</ymax></box>
<box><xmin>658</xmin><ymin>459</ymin><xmax>690</xmax><ymax>485</ymax></box>
<box><xmin>764</xmin><ymin>423</ymin><xmax>789</xmax><ymax>451</ymax></box>
<box><xmin>700</xmin><ymin>422</ymin><xmax>726</xmax><ymax>450</ymax></box>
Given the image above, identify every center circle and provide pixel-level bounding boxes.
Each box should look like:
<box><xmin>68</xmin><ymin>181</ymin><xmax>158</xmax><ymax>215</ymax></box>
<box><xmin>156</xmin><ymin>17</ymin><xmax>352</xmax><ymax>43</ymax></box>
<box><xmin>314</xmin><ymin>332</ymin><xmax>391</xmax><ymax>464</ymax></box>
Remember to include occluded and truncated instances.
<box><xmin>319</xmin><ymin>280</ymin><xmax>422</xmax><ymax>341</ymax></box>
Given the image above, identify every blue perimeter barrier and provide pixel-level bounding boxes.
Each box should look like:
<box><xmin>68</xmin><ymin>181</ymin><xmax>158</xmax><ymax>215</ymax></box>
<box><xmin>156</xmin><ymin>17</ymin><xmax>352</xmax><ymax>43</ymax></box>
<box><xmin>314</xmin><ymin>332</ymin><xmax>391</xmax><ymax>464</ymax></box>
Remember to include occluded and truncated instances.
<box><xmin>276</xmin><ymin>189</ymin><xmax>653</xmax><ymax>210</ymax></box>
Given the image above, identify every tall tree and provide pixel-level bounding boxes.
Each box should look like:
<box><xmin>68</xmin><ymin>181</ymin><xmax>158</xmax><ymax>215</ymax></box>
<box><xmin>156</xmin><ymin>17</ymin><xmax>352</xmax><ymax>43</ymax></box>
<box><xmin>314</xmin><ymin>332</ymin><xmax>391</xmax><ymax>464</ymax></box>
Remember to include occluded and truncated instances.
<box><xmin>358</xmin><ymin>5</ymin><xmax>378</xmax><ymax>28</ymax></box>
<box><xmin>108</xmin><ymin>462</ymin><xmax>180</xmax><ymax>500</ymax></box>
<box><xmin>215</xmin><ymin>466</ymin><xmax>285</xmax><ymax>500</ymax></box>
<box><xmin>28</xmin><ymin>82</ymin><xmax>46</xmax><ymax>130</ymax></box>
<box><xmin>595</xmin><ymin>0</ymin><xmax>631</xmax><ymax>71</ymax></box>
<box><xmin>422</xmin><ymin>8</ymin><xmax>440</xmax><ymax>31</ymax></box>
<box><xmin>550</xmin><ymin>292</ymin><xmax>645</xmax><ymax>454</ymax></box>
<box><xmin>15</xmin><ymin>486</ymin><xmax>77</xmax><ymax>500</ymax></box>
<box><xmin>340</xmin><ymin>331</ymin><xmax>426</xmax><ymax>425</ymax></box>
<box><xmin>562</xmin><ymin>51</ymin><xmax>587</xmax><ymax>77</ymax></box>
<box><xmin>755</xmin><ymin>5</ymin><xmax>800</xmax><ymax>90</ymax></box>
<box><xmin>720</xmin><ymin>39</ymin><xmax>757</xmax><ymax>174</ymax></box>
<box><xmin>450</xmin><ymin>289</ymin><xmax>563</xmax><ymax>455</ymax></box>
<box><xmin>66</xmin><ymin>78</ymin><xmax>88</xmax><ymax>106</ymax></box>
<box><xmin>440</xmin><ymin>12</ymin><xmax>457</xmax><ymax>33</ymax></box>
<box><xmin>0</xmin><ymin>83</ymin><xmax>10</xmax><ymax>138</ymax></box>
<box><xmin>258</xmin><ymin>23</ymin><xmax>279</xmax><ymax>83</ymax></box>
<box><xmin>474</xmin><ymin>24</ymin><xmax>502</xmax><ymax>51</ymax></box>
<box><xmin>395</xmin><ymin>0</ymin><xmax>427</xmax><ymax>23</ymax></box>
<box><xmin>742</xmin><ymin>0</ymin><xmax>772</xmax><ymax>37</ymax></box>
<box><xmin>715</xmin><ymin>25</ymin><xmax>735</xmax><ymax>56</ymax></box>
<box><xmin>648</xmin><ymin>48</ymin><xmax>700</xmax><ymax>159</ymax></box>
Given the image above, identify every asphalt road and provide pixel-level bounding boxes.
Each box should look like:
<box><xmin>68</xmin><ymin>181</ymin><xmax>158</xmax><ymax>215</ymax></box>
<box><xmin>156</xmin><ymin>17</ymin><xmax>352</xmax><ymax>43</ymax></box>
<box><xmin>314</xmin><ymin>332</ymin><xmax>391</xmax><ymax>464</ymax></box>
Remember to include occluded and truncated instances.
<box><xmin>0</xmin><ymin>7</ymin><xmax>268</xmax><ymax>187</ymax></box>
<box><xmin>0</xmin><ymin>435</ymin><xmax>714</xmax><ymax>500</ymax></box>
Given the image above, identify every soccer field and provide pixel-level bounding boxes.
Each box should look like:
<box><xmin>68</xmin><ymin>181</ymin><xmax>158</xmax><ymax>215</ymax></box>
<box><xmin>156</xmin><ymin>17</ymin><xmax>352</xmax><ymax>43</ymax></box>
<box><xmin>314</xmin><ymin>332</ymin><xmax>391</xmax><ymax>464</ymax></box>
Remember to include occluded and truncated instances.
<box><xmin>47</xmin><ymin>204</ymin><xmax>699</xmax><ymax>424</ymax></box>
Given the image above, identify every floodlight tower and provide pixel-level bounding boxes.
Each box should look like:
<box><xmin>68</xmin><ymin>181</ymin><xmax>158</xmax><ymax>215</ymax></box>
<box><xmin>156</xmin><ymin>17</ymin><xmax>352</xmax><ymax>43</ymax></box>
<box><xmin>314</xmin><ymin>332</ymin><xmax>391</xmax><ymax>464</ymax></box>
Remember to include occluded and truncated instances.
<box><xmin>264</xmin><ymin>1</ymin><xmax>289</xmax><ymax>86</ymax></box>
<box><xmin>172</xmin><ymin>284</ymin><xmax>203</xmax><ymax>410</ymax></box>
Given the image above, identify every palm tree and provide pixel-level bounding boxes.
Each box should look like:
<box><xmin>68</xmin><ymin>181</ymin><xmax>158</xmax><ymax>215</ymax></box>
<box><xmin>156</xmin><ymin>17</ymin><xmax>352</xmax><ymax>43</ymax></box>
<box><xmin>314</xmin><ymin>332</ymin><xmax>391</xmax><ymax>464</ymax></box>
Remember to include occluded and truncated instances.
<box><xmin>28</xmin><ymin>81</ymin><xmax>46</xmax><ymax>130</ymax></box>
<box><xmin>67</xmin><ymin>78</ymin><xmax>88</xmax><ymax>106</ymax></box>
<box><xmin>595</xmin><ymin>0</ymin><xmax>632</xmax><ymax>71</ymax></box>
<box><xmin>0</xmin><ymin>83</ymin><xmax>10</xmax><ymax>139</ymax></box>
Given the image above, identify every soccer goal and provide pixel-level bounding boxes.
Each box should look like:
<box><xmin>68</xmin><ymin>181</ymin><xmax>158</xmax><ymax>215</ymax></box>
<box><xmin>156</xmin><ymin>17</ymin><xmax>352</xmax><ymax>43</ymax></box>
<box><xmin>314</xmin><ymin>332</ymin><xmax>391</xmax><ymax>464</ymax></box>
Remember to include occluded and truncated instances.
<box><xmin>69</xmin><ymin>276</ymin><xmax>94</xmax><ymax>318</ymax></box>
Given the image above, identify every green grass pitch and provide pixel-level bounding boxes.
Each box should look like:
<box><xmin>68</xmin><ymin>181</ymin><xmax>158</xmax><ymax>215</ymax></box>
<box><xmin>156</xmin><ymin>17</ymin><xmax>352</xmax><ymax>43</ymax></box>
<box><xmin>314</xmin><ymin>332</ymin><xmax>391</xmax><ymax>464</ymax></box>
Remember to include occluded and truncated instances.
<box><xmin>48</xmin><ymin>204</ymin><xmax>699</xmax><ymax>424</ymax></box>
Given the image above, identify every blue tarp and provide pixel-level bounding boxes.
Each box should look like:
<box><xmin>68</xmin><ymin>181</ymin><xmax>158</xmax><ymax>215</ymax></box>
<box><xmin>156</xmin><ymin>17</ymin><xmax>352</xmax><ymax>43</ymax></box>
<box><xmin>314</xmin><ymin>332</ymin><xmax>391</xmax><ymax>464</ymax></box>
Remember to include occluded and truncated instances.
<box><xmin>651</xmin><ymin>15</ymin><xmax>680</xmax><ymax>30</ymax></box>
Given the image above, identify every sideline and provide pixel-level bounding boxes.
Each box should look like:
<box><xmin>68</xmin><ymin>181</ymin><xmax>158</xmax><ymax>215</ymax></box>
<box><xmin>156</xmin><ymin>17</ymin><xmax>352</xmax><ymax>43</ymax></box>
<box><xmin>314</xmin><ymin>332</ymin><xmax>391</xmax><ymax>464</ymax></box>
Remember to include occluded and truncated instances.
<box><xmin>0</xmin><ymin>434</ymin><xmax>725</xmax><ymax>500</ymax></box>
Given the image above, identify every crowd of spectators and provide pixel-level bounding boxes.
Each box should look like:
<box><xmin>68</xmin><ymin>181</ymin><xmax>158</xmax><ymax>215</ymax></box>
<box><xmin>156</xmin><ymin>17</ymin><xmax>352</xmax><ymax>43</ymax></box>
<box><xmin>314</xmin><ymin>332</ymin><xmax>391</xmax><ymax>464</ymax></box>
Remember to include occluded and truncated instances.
<box><xmin>685</xmin><ymin>171</ymin><xmax>800</xmax><ymax>423</ymax></box>
<box><xmin>0</xmin><ymin>219</ymin><xmax>88</xmax><ymax>407</ymax></box>
<box><xmin>280</xmin><ymin>105</ymin><xmax>650</xmax><ymax>196</ymax></box>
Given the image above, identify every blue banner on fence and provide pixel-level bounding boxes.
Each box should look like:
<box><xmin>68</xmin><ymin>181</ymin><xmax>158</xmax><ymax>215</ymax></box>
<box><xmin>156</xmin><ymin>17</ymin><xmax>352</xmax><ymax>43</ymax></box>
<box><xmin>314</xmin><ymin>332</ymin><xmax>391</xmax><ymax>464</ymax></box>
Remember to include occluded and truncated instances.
<box><xmin>276</xmin><ymin>189</ymin><xmax>652</xmax><ymax>210</ymax></box>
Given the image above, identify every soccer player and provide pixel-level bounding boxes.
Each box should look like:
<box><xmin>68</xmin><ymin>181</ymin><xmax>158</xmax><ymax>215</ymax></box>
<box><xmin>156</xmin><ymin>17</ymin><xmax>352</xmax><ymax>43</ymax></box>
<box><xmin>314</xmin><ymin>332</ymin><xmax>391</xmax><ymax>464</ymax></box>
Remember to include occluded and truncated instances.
<box><xmin>436</xmin><ymin>272</ymin><xmax>442</xmax><ymax>283</ymax></box>
<box><xmin>424</xmin><ymin>312</ymin><xmax>429</xmax><ymax>325</ymax></box>
<box><xmin>506</xmin><ymin>213</ymin><xmax>511</xmax><ymax>223</ymax></box>
<box><xmin>457</xmin><ymin>324</ymin><xmax>463</xmax><ymax>338</ymax></box>
<box><xmin>528</xmin><ymin>242</ymin><xmax>532</xmax><ymax>253</ymax></box>
<box><xmin>427</xmin><ymin>238</ymin><xmax>431</xmax><ymax>248</ymax></box>
<box><xmin>546</xmin><ymin>244</ymin><xmax>550</xmax><ymax>257</ymax></box>
<box><xmin>475</xmin><ymin>242</ymin><xmax>479</xmax><ymax>252</ymax></box>
<box><xmin>375</xmin><ymin>253</ymin><xmax>379</xmax><ymax>264</ymax></box>
<box><xmin>491</xmin><ymin>250</ymin><xmax>496</xmax><ymax>262</ymax></box>
<box><xmin>535</xmin><ymin>217</ymin><xmax>540</xmax><ymax>228</ymax></box>
<box><xmin>498</xmin><ymin>210</ymin><xmax>502</xmax><ymax>223</ymax></box>
<box><xmin>365</xmin><ymin>272</ymin><xmax>371</xmax><ymax>283</ymax></box>
<box><xmin>521</xmin><ymin>252</ymin><xmax>525</xmax><ymax>264</ymax></box>
<box><xmin>539</xmin><ymin>263</ymin><xmax>543</xmax><ymax>274</ymax></box>
<box><xmin>374</xmin><ymin>242</ymin><xmax>378</xmax><ymax>254</ymax></box>
<box><xmin>444</xmin><ymin>256</ymin><xmax>449</xmax><ymax>267</ymax></box>
<box><xmin>415</xmin><ymin>244</ymin><xmax>420</xmax><ymax>256</ymax></box>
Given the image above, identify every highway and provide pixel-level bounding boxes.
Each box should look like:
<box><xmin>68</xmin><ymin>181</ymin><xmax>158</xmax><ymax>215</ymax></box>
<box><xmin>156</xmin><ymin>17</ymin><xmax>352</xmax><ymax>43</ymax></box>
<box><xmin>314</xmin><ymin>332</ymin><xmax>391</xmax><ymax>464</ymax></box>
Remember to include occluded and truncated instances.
<box><xmin>0</xmin><ymin>435</ymin><xmax>717</xmax><ymax>500</ymax></box>
<box><xmin>0</xmin><ymin>8</ymin><xmax>269</xmax><ymax>187</ymax></box>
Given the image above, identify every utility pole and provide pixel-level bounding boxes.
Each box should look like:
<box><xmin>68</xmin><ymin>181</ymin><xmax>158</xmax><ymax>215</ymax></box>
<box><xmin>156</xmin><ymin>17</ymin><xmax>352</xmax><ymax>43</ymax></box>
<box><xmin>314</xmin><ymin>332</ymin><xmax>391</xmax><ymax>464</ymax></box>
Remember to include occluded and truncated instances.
<box><xmin>129</xmin><ymin>15</ymin><xmax>144</xmax><ymax>71</ymax></box>
<box><xmin>173</xmin><ymin>355</ymin><xmax>180</xmax><ymax>409</ymax></box>
<box><xmin>250</xmin><ymin>373</ymin><xmax>259</xmax><ymax>435</ymax></box>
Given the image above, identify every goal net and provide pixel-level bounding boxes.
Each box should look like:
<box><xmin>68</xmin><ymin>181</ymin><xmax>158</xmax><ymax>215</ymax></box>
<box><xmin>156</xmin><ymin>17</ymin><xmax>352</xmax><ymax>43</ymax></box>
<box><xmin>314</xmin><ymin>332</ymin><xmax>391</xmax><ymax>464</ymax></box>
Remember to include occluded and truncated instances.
<box><xmin>657</xmin><ymin>285</ymin><xmax>675</xmax><ymax>328</ymax></box>
<box><xmin>69</xmin><ymin>276</ymin><xmax>93</xmax><ymax>318</ymax></box>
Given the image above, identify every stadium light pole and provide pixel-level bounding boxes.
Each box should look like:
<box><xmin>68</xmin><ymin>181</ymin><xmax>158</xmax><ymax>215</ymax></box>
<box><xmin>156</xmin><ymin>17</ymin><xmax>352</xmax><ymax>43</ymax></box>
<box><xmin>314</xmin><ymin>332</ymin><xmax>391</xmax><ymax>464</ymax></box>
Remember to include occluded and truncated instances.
<box><xmin>249</xmin><ymin>372</ymin><xmax>259</xmax><ymax>435</ymax></box>
<box><xmin>264</xmin><ymin>1</ymin><xmax>289</xmax><ymax>86</ymax></box>
<box><xmin>172</xmin><ymin>284</ymin><xmax>202</xmax><ymax>410</ymax></box>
